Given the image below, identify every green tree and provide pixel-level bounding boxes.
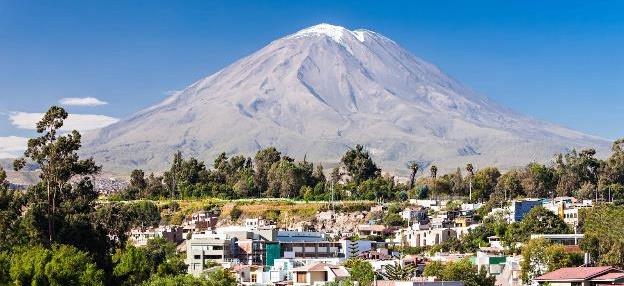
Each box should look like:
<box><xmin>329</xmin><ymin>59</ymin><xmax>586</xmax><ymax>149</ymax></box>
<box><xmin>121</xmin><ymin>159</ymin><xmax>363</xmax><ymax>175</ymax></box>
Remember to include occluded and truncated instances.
<box><xmin>13</xmin><ymin>106</ymin><xmax>100</xmax><ymax>244</ymax></box>
<box><xmin>0</xmin><ymin>251</ymin><xmax>10</xmax><ymax>285</ymax></box>
<box><xmin>579</xmin><ymin>205</ymin><xmax>624</xmax><ymax>268</ymax></box>
<box><xmin>202</xmin><ymin>268</ymin><xmax>238</xmax><ymax>286</ymax></box>
<box><xmin>382</xmin><ymin>262</ymin><xmax>416</xmax><ymax>280</ymax></box>
<box><xmin>519</xmin><ymin>206</ymin><xmax>570</xmax><ymax>238</ymax></box>
<box><xmin>554</xmin><ymin>149</ymin><xmax>600</xmax><ymax>197</ymax></box>
<box><xmin>341</xmin><ymin>145</ymin><xmax>380</xmax><ymax>184</ymax></box>
<box><xmin>519</xmin><ymin>163</ymin><xmax>557</xmax><ymax>198</ymax></box>
<box><xmin>127</xmin><ymin>201</ymin><xmax>161</xmax><ymax>228</ymax></box>
<box><xmin>429</xmin><ymin>165</ymin><xmax>438</xmax><ymax>179</ymax></box>
<box><xmin>407</xmin><ymin>161</ymin><xmax>419</xmax><ymax>190</ymax></box>
<box><xmin>9</xmin><ymin>244</ymin><xmax>104</xmax><ymax>286</ymax></box>
<box><xmin>254</xmin><ymin>147</ymin><xmax>281</xmax><ymax>197</ymax></box>
<box><xmin>130</xmin><ymin>169</ymin><xmax>148</xmax><ymax>190</ymax></box>
<box><xmin>358</xmin><ymin>176</ymin><xmax>395</xmax><ymax>201</ymax></box>
<box><xmin>495</xmin><ymin>170</ymin><xmax>524</xmax><ymax>201</ymax></box>
<box><xmin>473</xmin><ymin>167</ymin><xmax>501</xmax><ymax>201</ymax></box>
<box><xmin>466</xmin><ymin>163</ymin><xmax>475</xmax><ymax>201</ymax></box>
<box><xmin>344</xmin><ymin>258</ymin><xmax>375</xmax><ymax>286</ymax></box>
<box><xmin>113</xmin><ymin>245</ymin><xmax>152</xmax><ymax>285</ymax></box>
<box><xmin>424</xmin><ymin>259</ymin><xmax>494</xmax><ymax>286</ymax></box>
<box><xmin>44</xmin><ymin>245</ymin><xmax>105</xmax><ymax>286</ymax></box>
<box><xmin>0</xmin><ymin>166</ymin><xmax>27</xmax><ymax>252</ymax></box>
<box><xmin>423</xmin><ymin>260</ymin><xmax>444</xmax><ymax>277</ymax></box>
<box><xmin>520</xmin><ymin>238</ymin><xmax>578</xmax><ymax>283</ymax></box>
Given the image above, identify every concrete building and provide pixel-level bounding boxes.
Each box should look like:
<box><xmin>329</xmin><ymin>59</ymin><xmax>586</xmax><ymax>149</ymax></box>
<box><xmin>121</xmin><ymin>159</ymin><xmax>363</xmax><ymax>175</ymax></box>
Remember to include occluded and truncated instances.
<box><xmin>186</xmin><ymin>235</ymin><xmax>236</xmax><ymax>275</ymax></box>
<box><xmin>472</xmin><ymin>251</ymin><xmax>507</xmax><ymax>276</ymax></box>
<box><xmin>291</xmin><ymin>262</ymin><xmax>350</xmax><ymax>286</ymax></box>
<box><xmin>357</xmin><ymin>224</ymin><xmax>396</xmax><ymax>237</ymax></box>
<box><xmin>271</xmin><ymin>258</ymin><xmax>342</xmax><ymax>283</ymax></box>
<box><xmin>401</xmin><ymin>207</ymin><xmax>429</xmax><ymax>223</ymax></box>
<box><xmin>491</xmin><ymin>199</ymin><xmax>542</xmax><ymax>223</ymax></box>
<box><xmin>129</xmin><ymin>225</ymin><xmax>183</xmax><ymax>246</ymax></box>
<box><xmin>276</xmin><ymin>230</ymin><xmax>326</xmax><ymax>242</ymax></box>
<box><xmin>530</xmin><ymin>234</ymin><xmax>584</xmax><ymax>246</ymax></box>
<box><xmin>182</xmin><ymin>211</ymin><xmax>218</xmax><ymax>237</ymax></box>
<box><xmin>230</xmin><ymin>264</ymin><xmax>266</xmax><ymax>286</ymax></box>
<box><xmin>495</xmin><ymin>255</ymin><xmax>522</xmax><ymax>286</ymax></box>
<box><xmin>396</xmin><ymin>228</ymin><xmax>457</xmax><ymax>247</ymax></box>
<box><xmin>280</xmin><ymin>241</ymin><xmax>345</xmax><ymax>259</ymax></box>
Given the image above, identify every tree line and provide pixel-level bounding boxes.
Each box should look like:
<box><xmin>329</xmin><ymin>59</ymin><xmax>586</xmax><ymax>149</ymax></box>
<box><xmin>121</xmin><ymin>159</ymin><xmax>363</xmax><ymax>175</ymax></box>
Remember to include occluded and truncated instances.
<box><xmin>116</xmin><ymin>138</ymin><xmax>624</xmax><ymax>205</ymax></box>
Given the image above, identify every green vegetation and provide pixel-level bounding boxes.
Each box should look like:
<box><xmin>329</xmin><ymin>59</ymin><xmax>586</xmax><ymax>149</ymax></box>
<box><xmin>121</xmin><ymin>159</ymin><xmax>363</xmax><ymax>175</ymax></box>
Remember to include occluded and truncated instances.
<box><xmin>423</xmin><ymin>259</ymin><xmax>494</xmax><ymax>286</ymax></box>
<box><xmin>0</xmin><ymin>107</ymin><xmax>238</xmax><ymax>286</ymax></box>
<box><xmin>382</xmin><ymin>262</ymin><xmax>417</xmax><ymax>280</ymax></box>
<box><xmin>580</xmin><ymin>204</ymin><xmax>624</xmax><ymax>268</ymax></box>
<box><xmin>520</xmin><ymin>238</ymin><xmax>583</xmax><ymax>283</ymax></box>
<box><xmin>343</xmin><ymin>258</ymin><xmax>375</xmax><ymax>286</ymax></box>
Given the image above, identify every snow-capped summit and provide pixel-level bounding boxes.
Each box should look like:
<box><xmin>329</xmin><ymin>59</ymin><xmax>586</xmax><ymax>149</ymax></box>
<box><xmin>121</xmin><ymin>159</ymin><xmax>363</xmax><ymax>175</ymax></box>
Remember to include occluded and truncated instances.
<box><xmin>83</xmin><ymin>23</ymin><xmax>609</xmax><ymax>174</ymax></box>
<box><xmin>288</xmin><ymin>23</ymin><xmax>355</xmax><ymax>41</ymax></box>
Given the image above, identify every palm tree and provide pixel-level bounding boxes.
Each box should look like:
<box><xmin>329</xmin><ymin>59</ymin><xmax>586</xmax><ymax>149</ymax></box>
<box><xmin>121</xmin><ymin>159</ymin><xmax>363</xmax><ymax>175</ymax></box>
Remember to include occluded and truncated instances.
<box><xmin>430</xmin><ymin>165</ymin><xmax>438</xmax><ymax>179</ymax></box>
<box><xmin>430</xmin><ymin>165</ymin><xmax>439</xmax><ymax>200</ymax></box>
<box><xmin>382</xmin><ymin>262</ymin><xmax>416</xmax><ymax>280</ymax></box>
<box><xmin>407</xmin><ymin>161</ymin><xmax>419</xmax><ymax>190</ymax></box>
<box><xmin>466</xmin><ymin>163</ymin><xmax>475</xmax><ymax>201</ymax></box>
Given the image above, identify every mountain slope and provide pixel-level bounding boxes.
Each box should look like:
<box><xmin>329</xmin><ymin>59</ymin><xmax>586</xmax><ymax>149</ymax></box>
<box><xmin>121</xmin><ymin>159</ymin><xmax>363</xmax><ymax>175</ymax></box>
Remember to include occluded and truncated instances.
<box><xmin>83</xmin><ymin>24</ymin><xmax>610</xmax><ymax>174</ymax></box>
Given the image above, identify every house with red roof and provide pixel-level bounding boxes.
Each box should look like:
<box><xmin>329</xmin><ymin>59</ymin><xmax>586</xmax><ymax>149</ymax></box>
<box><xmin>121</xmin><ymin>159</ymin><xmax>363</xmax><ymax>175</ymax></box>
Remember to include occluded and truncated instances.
<box><xmin>534</xmin><ymin>266</ymin><xmax>624</xmax><ymax>286</ymax></box>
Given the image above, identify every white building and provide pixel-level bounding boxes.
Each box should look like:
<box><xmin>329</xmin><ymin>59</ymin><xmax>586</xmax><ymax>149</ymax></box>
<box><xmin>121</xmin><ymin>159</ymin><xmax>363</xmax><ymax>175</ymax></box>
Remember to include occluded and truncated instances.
<box><xmin>129</xmin><ymin>225</ymin><xmax>183</xmax><ymax>246</ymax></box>
<box><xmin>395</xmin><ymin>227</ymin><xmax>457</xmax><ymax>247</ymax></box>
<box><xmin>291</xmin><ymin>262</ymin><xmax>350</xmax><ymax>286</ymax></box>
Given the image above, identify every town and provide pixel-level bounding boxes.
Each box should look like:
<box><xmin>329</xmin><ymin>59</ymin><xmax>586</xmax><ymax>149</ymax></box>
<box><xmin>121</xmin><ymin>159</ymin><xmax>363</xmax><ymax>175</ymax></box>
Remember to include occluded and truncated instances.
<box><xmin>120</xmin><ymin>196</ymin><xmax>620</xmax><ymax>286</ymax></box>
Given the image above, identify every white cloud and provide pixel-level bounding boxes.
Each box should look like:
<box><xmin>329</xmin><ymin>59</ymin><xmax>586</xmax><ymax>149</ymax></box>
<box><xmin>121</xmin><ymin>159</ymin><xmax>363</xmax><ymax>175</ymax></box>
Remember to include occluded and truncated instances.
<box><xmin>59</xmin><ymin>97</ymin><xmax>108</xmax><ymax>106</ymax></box>
<box><xmin>9</xmin><ymin>112</ymin><xmax>119</xmax><ymax>131</ymax></box>
<box><xmin>0</xmin><ymin>136</ymin><xmax>28</xmax><ymax>159</ymax></box>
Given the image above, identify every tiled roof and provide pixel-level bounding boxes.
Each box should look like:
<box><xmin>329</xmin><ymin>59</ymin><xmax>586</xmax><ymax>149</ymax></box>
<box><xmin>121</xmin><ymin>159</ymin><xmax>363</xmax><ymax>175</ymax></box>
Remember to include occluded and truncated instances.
<box><xmin>535</xmin><ymin>267</ymin><xmax>614</xmax><ymax>281</ymax></box>
<box><xmin>329</xmin><ymin>266</ymin><xmax>350</xmax><ymax>278</ymax></box>
<box><xmin>592</xmin><ymin>272</ymin><xmax>624</xmax><ymax>281</ymax></box>
<box><xmin>292</xmin><ymin>262</ymin><xmax>329</xmax><ymax>272</ymax></box>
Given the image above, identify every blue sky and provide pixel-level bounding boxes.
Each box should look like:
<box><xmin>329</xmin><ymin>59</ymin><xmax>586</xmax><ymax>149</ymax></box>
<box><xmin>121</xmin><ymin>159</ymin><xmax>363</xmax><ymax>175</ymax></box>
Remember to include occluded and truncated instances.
<box><xmin>0</xmin><ymin>1</ymin><xmax>622</xmax><ymax>156</ymax></box>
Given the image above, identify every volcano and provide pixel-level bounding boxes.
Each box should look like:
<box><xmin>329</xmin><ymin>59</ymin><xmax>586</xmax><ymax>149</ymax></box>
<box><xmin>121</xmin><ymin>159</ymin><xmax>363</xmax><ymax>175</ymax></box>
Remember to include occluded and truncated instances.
<box><xmin>83</xmin><ymin>24</ymin><xmax>609</xmax><ymax>174</ymax></box>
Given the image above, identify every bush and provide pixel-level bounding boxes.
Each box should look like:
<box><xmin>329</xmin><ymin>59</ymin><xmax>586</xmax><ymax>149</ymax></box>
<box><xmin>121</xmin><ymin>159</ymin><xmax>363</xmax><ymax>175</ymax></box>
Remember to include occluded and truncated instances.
<box><xmin>9</xmin><ymin>245</ymin><xmax>105</xmax><ymax>286</ymax></box>
<box><xmin>230</xmin><ymin>206</ymin><xmax>243</xmax><ymax>221</ymax></box>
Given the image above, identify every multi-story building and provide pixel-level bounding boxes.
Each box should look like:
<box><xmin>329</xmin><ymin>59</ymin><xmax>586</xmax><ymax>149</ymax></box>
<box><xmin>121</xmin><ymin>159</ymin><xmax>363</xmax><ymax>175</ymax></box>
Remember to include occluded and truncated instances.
<box><xmin>129</xmin><ymin>225</ymin><xmax>183</xmax><ymax>246</ymax></box>
<box><xmin>280</xmin><ymin>241</ymin><xmax>345</xmax><ymax>259</ymax></box>
<box><xmin>395</xmin><ymin>227</ymin><xmax>457</xmax><ymax>247</ymax></box>
<box><xmin>530</xmin><ymin>234</ymin><xmax>584</xmax><ymax>246</ymax></box>
<box><xmin>186</xmin><ymin>234</ymin><xmax>236</xmax><ymax>275</ymax></box>
<box><xmin>277</xmin><ymin>230</ymin><xmax>326</xmax><ymax>242</ymax></box>
<box><xmin>401</xmin><ymin>207</ymin><xmax>429</xmax><ymax>223</ymax></box>
<box><xmin>182</xmin><ymin>211</ymin><xmax>218</xmax><ymax>237</ymax></box>
<box><xmin>490</xmin><ymin>199</ymin><xmax>542</xmax><ymax>223</ymax></box>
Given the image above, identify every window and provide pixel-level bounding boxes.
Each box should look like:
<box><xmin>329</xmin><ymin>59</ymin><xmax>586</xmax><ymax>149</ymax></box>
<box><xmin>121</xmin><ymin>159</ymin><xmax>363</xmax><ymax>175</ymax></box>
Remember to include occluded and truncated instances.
<box><xmin>251</xmin><ymin>274</ymin><xmax>257</xmax><ymax>283</ymax></box>
<box><xmin>213</xmin><ymin>245</ymin><xmax>224</xmax><ymax>250</ymax></box>
<box><xmin>296</xmin><ymin>272</ymin><xmax>307</xmax><ymax>283</ymax></box>
<box><xmin>194</xmin><ymin>255</ymin><xmax>201</xmax><ymax>259</ymax></box>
